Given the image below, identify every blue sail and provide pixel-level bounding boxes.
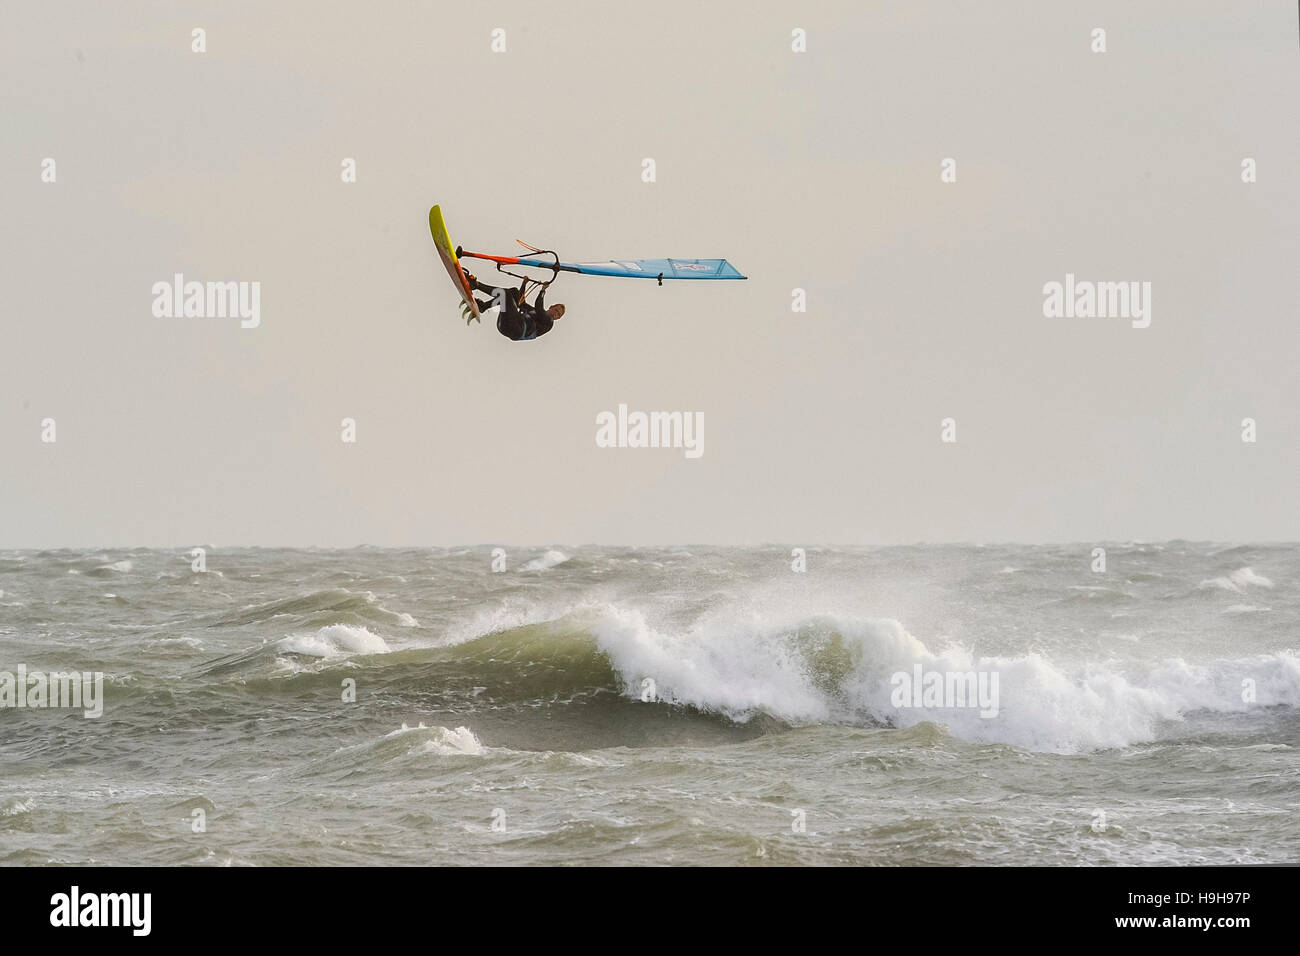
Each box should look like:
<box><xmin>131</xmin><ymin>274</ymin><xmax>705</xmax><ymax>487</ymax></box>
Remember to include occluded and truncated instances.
<box><xmin>513</xmin><ymin>257</ymin><xmax>745</xmax><ymax>280</ymax></box>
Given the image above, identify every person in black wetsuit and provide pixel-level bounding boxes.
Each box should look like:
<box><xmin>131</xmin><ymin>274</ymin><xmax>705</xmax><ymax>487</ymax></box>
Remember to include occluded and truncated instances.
<box><xmin>465</xmin><ymin>272</ymin><xmax>565</xmax><ymax>341</ymax></box>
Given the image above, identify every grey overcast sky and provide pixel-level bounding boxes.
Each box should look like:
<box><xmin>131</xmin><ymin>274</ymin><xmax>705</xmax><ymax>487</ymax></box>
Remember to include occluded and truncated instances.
<box><xmin>2</xmin><ymin>0</ymin><xmax>1298</xmax><ymax>547</ymax></box>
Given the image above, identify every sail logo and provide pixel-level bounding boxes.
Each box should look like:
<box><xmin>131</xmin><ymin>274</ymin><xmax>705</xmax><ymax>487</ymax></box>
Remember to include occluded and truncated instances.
<box><xmin>1042</xmin><ymin>273</ymin><xmax>1151</xmax><ymax>328</ymax></box>
<box><xmin>672</xmin><ymin>262</ymin><xmax>712</xmax><ymax>272</ymax></box>
<box><xmin>151</xmin><ymin>273</ymin><xmax>261</xmax><ymax>328</ymax></box>
<box><xmin>595</xmin><ymin>404</ymin><xmax>704</xmax><ymax>459</ymax></box>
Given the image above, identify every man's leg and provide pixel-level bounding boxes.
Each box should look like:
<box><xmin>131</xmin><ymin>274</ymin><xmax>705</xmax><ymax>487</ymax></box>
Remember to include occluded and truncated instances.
<box><xmin>497</xmin><ymin>311</ymin><xmax>526</xmax><ymax>340</ymax></box>
<box><xmin>471</xmin><ymin>282</ymin><xmax>505</xmax><ymax>314</ymax></box>
<box><xmin>468</xmin><ymin>276</ymin><xmax>523</xmax><ymax>313</ymax></box>
<box><xmin>496</xmin><ymin>288</ymin><xmax>529</xmax><ymax>340</ymax></box>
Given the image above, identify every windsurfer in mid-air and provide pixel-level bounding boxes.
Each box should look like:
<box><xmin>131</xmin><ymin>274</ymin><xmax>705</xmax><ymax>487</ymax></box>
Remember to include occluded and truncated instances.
<box><xmin>430</xmin><ymin>204</ymin><xmax>746</xmax><ymax>339</ymax></box>
<box><xmin>463</xmin><ymin>272</ymin><xmax>565</xmax><ymax>341</ymax></box>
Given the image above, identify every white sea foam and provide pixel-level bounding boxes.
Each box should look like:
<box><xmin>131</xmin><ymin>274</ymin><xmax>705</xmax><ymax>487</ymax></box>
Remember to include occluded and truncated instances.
<box><xmin>588</xmin><ymin>604</ymin><xmax>1300</xmax><ymax>754</ymax></box>
<box><xmin>389</xmin><ymin>723</ymin><xmax>485</xmax><ymax>756</ymax></box>
<box><xmin>521</xmin><ymin>549</ymin><xmax>569</xmax><ymax>571</ymax></box>
<box><xmin>278</xmin><ymin>623</ymin><xmax>390</xmax><ymax>657</ymax></box>
<box><xmin>1200</xmin><ymin>567</ymin><xmax>1275</xmax><ymax>593</ymax></box>
<box><xmin>418</xmin><ymin>726</ymin><xmax>485</xmax><ymax>756</ymax></box>
<box><xmin>1223</xmin><ymin>604</ymin><xmax>1269</xmax><ymax>615</ymax></box>
<box><xmin>152</xmin><ymin>636</ymin><xmax>205</xmax><ymax>648</ymax></box>
<box><xmin>0</xmin><ymin>799</ymin><xmax>33</xmax><ymax>817</ymax></box>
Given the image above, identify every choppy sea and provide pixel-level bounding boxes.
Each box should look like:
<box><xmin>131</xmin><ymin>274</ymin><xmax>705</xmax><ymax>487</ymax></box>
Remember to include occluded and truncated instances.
<box><xmin>1</xmin><ymin>544</ymin><xmax>1296</xmax><ymax>865</ymax></box>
